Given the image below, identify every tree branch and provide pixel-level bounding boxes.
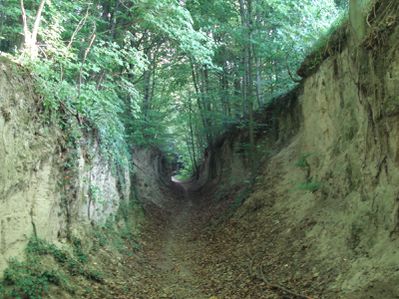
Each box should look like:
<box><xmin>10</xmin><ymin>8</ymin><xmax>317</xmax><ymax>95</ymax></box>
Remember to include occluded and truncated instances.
<box><xmin>32</xmin><ymin>0</ymin><xmax>46</xmax><ymax>42</ymax></box>
<box><xmin>286</xmin><ymin>54</ymin><xmax>302</xmax><ymax>83</ymax></box>
<box><xmin>20</xmin><ymin>0</ymin><xmax>30</xmax><ymax>38</ymax></box>
<box><xmin>78</xmin><ymin>30</ymin><xmax>96</xmax><ymax>97</ymax></box>
<box><xmin>67</xmin><ymin>7</ymin><xmax>90</xmax><ymax>50</ymax></box>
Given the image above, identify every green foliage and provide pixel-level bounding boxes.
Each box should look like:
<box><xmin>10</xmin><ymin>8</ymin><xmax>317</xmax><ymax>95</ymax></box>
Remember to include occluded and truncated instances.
<box><xmin>71</xmin><ymin>237</ymin><xmax>89</xmax><ymax>264</ymax></box>
<box><xmin>89</xmin><ymin>184</ymin><xmax>105</xmax><ymax>206</ymax></box>
<box><xmin>0</xmin><ymin>0</ymin><xmax>347</xmax><ymax>179</ymax></box>
<box><xmin>93</xmin><ymin>219</ymin><xmax>137</xmax><ymax>255</ymax></box>
<box><xmin>90</xmin><ymin>199</ymin><xmax>143</xmax><ymax>255</ymax></box>
<box><xmin>295</xmin><ymin>153</ymin><xmax>312</xmax><ymax>169</ymax></box>
<box><xmin>92</xmin><ymin>228</ymin><xmax>109</xmax><ymax>249</ymax></box>
<box><xmin>295</xmin><ymin>153</ymin><xmax>321</xmax><ymax>192</ymax></box>
<box><xmin>26</xmin><ymin>44</ymin><xmax>132</xmax><ymax>167</ymax></box>
<box><xmin>298</xmin><ymin>13</ymin><xmax>349</xmax><ymax>78</ymax></box>
<box><xmin>297</xmin><ymin>181</ymin><xmax>322</xmax><ymax>193</ymax></box>
<box><xmin>0</xmin><ymin>237</ymin><xmax>103</xmax><ymax>299</ymax></box>
<box><xmin>26</xmin><ymin>238</ymin><xmax>99</xmax><ymax>279</ymax></box>
<box><xmin>26</xmin><ymin>239</ymin><xmax>69</xmax><ymax>265</ymax></box>
<box><xmin>173</xmin><ymin>172</ymin><xmax>192</xmax><ymax>181</ymax></box>
<box><xmin>0</xmin><ymin>0</ymin><xmax>23</xmax><ymax>52</ymax></box>
<box><xmin>2</xmin><ymin>259</ymin><xmax>62</xmax><ymax>299</ymax></box>
<box><xmin>334</xmin><ymin>0</ymin><xmax>348</xmax><ymax>9</ymax></box>
<box><xmin>137</xmin><ymin>0</ymin><xmax>215</xmax><ymax>65</ymax></box>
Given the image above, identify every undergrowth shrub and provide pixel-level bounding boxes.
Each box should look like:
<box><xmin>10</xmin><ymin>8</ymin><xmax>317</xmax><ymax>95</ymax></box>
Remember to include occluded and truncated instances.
<box><xmin>21</xmin><ymin>49</ymin><xmax>132</xmax><ymax>172</ymax></box>
<box><xmin>71</xmin><ymin>237</ymin><xmax>88</xmax><ymax>264</ymax></box>
<box><xmin>2</xmin><ymin>259</ymin><xmax>58</xmax><ymax>299</ymax></box>
<box><xmin>91</xmin><ymin>213</ymin><xmax>141</xmax><ymax>256</ymax></box>
<box><xmin>0</xmin><ymin>237</ymin><xmax>103</xmax><ymax>299</ymax></box>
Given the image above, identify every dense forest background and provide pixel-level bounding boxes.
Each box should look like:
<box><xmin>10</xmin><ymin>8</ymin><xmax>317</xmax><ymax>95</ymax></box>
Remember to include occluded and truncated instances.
<box><xmin>0</xmin><ymin>0</ymin><xmax>348</xmax><ymax>177</ymax></box>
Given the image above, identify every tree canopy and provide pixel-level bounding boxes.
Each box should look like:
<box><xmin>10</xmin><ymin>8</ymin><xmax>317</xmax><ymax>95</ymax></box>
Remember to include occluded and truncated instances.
<box><xmin>0</xmin><ymin>0</ymin><xmax>347</xmax><ymax>177</ymax></box>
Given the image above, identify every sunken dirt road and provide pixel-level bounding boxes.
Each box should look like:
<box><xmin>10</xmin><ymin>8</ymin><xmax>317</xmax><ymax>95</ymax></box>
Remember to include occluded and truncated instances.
<box><xmin>82</xmin><ymin>181</ymin><xmax>319</xmax><ymax>299</ymax></box>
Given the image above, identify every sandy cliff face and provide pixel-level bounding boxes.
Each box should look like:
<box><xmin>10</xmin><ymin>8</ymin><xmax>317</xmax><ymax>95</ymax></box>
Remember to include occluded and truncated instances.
<box><xmin>198</xmin><ymin>3</ymin><xmax>399</xmax><ymax>297</ymax></box>
<box><xmin>288</xmin><ymin>42</ymin><xmax>399</xmax><ymax>296</ymax></box>
<box><xmin>132</xmin><ymin>148</ymin><xmax>176</xmax><ymax>210</ymax></box>
<box><xmin>0</xmin><ymin>57</ymin><xmax>130</xmax><ymax>275</ymax></box>
<box><xmin>296</xmin><ymin>3</ymin><xmax>399</xmax><ymax>294</ymax></box>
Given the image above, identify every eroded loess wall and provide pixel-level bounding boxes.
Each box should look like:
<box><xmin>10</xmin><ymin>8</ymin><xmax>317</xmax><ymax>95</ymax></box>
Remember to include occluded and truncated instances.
<box><xmin>132</xmin><ymin>148</ymin><xmax>176</xmax><ymax>210</ymax></box>
<box><xmin>0</xmin><ymin>57</ymin><xmax>131</xmax><ymax>275</ymax></box>
<box><xmin>198</xmin><ymin>2</ymin><xmax>399</xmax><ymax>297</ymax></box>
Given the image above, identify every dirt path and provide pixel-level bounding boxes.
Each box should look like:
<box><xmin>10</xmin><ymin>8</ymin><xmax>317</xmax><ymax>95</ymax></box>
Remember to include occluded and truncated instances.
<box><xmin>128</xmin><ymin>187</ymin><xmax>214</xmax><ymax>299</ymax></box>
<box><xmin>154</xmin><ymin>198</ymin><xmax>208</xmax><ymax>298</ymax></box>
<box><xmin>85</xmin><ymin>182</ymin><xmax>317</xmax><ymax>299</ymax></box>
<box><xmin>125</xmin><ymin>185</ymin><xmax>284</xmax><ymax>299</ymax></box>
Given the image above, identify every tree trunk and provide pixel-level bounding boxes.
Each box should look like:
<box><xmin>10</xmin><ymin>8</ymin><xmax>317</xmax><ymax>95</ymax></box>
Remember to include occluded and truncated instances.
<box><xmin>188</xmin><ymin>100</ymin><xmax>199</xmax><ymax>178</ymax></box>
<box><xmin>190</xmin><ymin>60</ymin><xmax>208</xmax><ymax>134</ymax></box>
<box><xmin>239</xmin><ymin>0</ymin><xmax>256</xmax><ymax>178</ymax></box>
<box><xmin>247</xmin><ymin>0</ymin><xmax>256</xmax><ymax>178</ymax></box>
<box><xmin>20</xmin><ymin>0</ymin><xmax>46</xmax><ymax>58</ymax></box>
<box><xmin>220</xmin><ymin>61</ymin><xmax>230</xmax><ymax>117</ymax></box>
<box><xmin>255</xmin><ymin>55</ymin><xmax>263</xmax><ymax>108</ymax></box>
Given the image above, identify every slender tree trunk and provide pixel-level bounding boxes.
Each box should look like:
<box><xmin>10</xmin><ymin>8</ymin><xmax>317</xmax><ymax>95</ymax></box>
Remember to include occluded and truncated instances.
<box><xmin>220</xmin><ymin>61</ymin><xmax>230</xmax><ymax>117</ymax></box>
<box><xmin>20</xmin><ymin>0</ymin><xmax>46</xmax><ymax>58</ymax></box>
<box><xmin>203</xmin><ymin>65</ymin><xmax>214</xmax><ymax>143</ymax></box>
<box><xmin>110</xmin><ymin>0</ymin><xmax>121</xmax><ymax>40</ymax></box>
<box><xmin>239</xmin><ymin>0</ymin><xmax>256</xmax><ymax>178</ymax></box>
<box><xmin>143</xmin><ymin>70</ymin><xmax>151</xmax><ymax>113</ymax></box>
<box><xmin>190</xmin><ymin>60</ymin><xmax>208</xmax><ymax>134</ymax></box>
<box><xmin>255</xmin><ymin>55</ymin><xmax>263</xmax><ymax>108</ymax></box>
<box><xmin>233</xmin><ymin>71</ymin><xmax>241</xmax><ymax>117</ymax></box>
<box><xmin>188</xmin><ymin>100</ymin><xmax>199</xmax><ymax>178</ymax></box>
<box><xmin>239</xmin><ymin>0</ymin><xmax>249</xmax><ymax>116</ymax></box>
<box><xmin>193</xmin><ymin>62</ymin><xmax>212</xmax><ymax>144</ymax></box>
<box><xmin>247</xmin><ymin>0</ymin><xmax>256</xmax><ymax>178</ymax></box>
<box><xmin>142</xmin><ymin>47</ymin><xmax>155</xmax><ymax>121</ymax></box>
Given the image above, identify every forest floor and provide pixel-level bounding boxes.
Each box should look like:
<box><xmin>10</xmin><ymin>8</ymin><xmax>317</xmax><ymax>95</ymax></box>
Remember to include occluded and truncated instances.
<box><xmin>75</xmin><ymin>178</ymin><xmax>325</xmax><ymax>299</ymax></box>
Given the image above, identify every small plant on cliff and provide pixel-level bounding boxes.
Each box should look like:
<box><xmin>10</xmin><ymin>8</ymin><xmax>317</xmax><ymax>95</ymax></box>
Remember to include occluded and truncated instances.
<box><xmin>295</xmin><ymin>153</ymin><xmax>312</xmax><ymax>181</ymax></box>
<box><xmin>27</xmin><ymin>238</ymin><xmax>101</xmax><ymax>281</ymax></box>
<box><xmin>298</xmin><ymin>181</ymin><xmax>322</xmax><ymax>193</ymax></box>
<box><xmin>0</xmin><ymin>237</ymin><xmax>103</xmax><ymax>298</ymax></box>
<box><xmin>1</xmin><ymin>259</ymin><xmax>64</xmax><ymax>299</ymax></box>
<box><xmin>295</xmin><ymin>153</ymin><xmax>322</xmax><ymax>193</ymax></box>
<box><xmin>71</xmin><ymin>237</ymin><xmax>89</xmax><ymax>264</ymax></box>
<box><xmin>295</xmin><ymin>153</ymin><xmax>312</xmax><ymax>169</ymax></box>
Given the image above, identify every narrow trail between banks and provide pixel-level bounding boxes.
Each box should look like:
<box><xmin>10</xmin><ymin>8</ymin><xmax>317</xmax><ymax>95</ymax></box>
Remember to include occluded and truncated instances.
<box><xmin>122</xmin><ymin>183</ymin><xmax>287</xmax><ymax>299</ymax></box>
<box><xmin>141</xmin><ymin>191</ymin><xmax>207</xmax><ymax>298</ymax></box>
<box><xmin>87</xmin><ymin>181</ymin><xmax>317</xmax><ymax>299</ymax></box>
